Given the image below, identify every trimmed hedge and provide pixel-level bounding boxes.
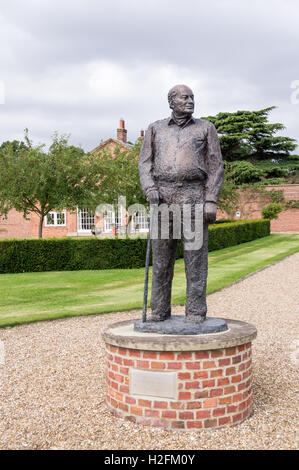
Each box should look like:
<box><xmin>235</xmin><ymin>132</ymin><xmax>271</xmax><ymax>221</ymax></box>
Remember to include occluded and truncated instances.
<box><xmin>208</xmin><ymin>219</ymin><xmax>270</xmax><ymax>252</ymax></box>
<box><xmin>0</xmin><ymin>219</ymin><xmax>270</xmax><ymax>274</ymax></box>
<box><xmin>212</xmin><ymin>219</ymin><xmax>237</xmax><ymax>225</ymax></box>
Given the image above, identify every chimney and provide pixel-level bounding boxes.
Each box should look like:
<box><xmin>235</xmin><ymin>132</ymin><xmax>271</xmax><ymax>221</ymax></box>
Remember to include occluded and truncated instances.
<box><xmin>138</xmin><ymin>129</ymin><xmax>145</xmax><ymax>142</ymax></box>
<box><xmin>117</xmin><ymin>119</ymin><xmax>127</xmax><ymax>143</ymax></box>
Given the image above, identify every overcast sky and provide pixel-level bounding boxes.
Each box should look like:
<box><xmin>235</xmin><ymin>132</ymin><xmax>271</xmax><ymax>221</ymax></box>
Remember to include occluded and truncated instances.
<box><xmin>0</xmin><ymin>0</ymin><xmax>298</xmax><ymax>151</ymax></box>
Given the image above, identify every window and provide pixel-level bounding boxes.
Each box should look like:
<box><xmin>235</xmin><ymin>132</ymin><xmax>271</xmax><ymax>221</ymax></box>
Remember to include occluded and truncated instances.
<box><xmin>103</xmin><ymin>206</ymin><xmax>126</xmax><ymax>234</ymax></box>
<box><xmin>132</xmin><ymin>211</ymin><xmax>149</xmax><ymax>233</ymax></box>
<box><xmin>45</xmin><ymin>211</ymin><xmax>66</xmax><ymax>226</ymax></box>
<box><xmin>104</xmin><ymin>210</ymin><xmax>115</xmax><ymax>233</ymax></box>
<box><xmin>115</xmin><ymin>204</ymin><xmax>124</xmax><ymax>233</ymax></box>
<box><xmin>78</xmin><ymin>208</ymin><xmax>95</xmax><ymax>231</ymax></box>
<box><xmin>115</xmin><ymin>216</ymin><xmax>122</xmax><ymax>231</ymax></box>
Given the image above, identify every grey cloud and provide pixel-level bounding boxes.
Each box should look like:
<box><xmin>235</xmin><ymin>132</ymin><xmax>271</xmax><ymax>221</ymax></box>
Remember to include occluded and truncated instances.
<box><xmin>0</xmin><ymin>0</ymin><xmax>298</xmax><ymax>150</ymax></box>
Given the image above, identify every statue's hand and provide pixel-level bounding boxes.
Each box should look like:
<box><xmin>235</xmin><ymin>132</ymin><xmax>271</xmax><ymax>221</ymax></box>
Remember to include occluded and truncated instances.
<box><xmin>147</xmin><ymin>189</ymin><xmax>160</xmax><ymax>205</ymax></box>
<box><xmin>204</xmin><ymin>201</ymin><xmax>217</xmax><ymax>224</ymax></box>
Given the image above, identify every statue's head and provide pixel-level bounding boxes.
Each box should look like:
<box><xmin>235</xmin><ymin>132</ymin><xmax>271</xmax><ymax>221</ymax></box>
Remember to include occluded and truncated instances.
<box><xmin>167</xmin><ymin>84</ymin><xmax>194</xmax><ymax>115</ymax></box>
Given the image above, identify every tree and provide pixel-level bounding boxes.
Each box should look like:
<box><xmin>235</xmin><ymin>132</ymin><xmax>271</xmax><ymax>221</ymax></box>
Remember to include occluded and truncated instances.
<box><xmin>94</xmin><ymin>139</ymin><xmax>146</xmax><ymax>208</ymax></box>
<box><xmin>0</xmin><ymin>131</ymin><xmax>102</xmax><ymax>238</ymax></box>
<box><xmin>0</xmin><ymin>139</ymin><xmax>30</xmax><ymax>156</ymax></box>
<box><xmin>202</xmin><ymin>107</ymin><xmax>297</xmax><ymax>161</ymax></box>
<box><xmin>93</xmin><ymin>140</ymin><xmax>147</xmax><ymax>234</ymax></box>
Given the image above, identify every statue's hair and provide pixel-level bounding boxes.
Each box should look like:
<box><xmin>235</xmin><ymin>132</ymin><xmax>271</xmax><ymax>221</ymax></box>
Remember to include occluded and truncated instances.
<box><xmin>167</xmin><ymin>85</ymin><xmax>192</xmax><ymax>107</ymax></box>
<box><xmin>167</xmin><ymin>86</ymin><xmax>179</xmax><ymax>107</ymax></box>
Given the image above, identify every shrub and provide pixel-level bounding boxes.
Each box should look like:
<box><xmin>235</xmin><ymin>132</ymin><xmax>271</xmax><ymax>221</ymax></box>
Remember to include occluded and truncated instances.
<box><xmin>214</xmin><ymin>218</ymin><xmax>237</xmax><ymax>224</ymax></box>
<box><xmin>0</xmin><ymin>219</ymin><xmax>270</xmax><ymax>273</ymax></box>
<box><xmin>262</xmin><ymin>203</ymin><xmax>284</xmax><ymax>220</ymax></box>
<box><xmin>259</xmin><ymin>177</ymin><xmax>285</xmax><ymax>186</ymax></box>
<box><xmin>263</xmin><ymin>166</ymin><xmax>287</xmax><ymax>178</ymax></box>
<box><xmin>230</xmin><ymin>161</ymin><xmax>263</xmax><ymax>184</ymax></box>
<box><xmin>285</xmin><ymin>199</ymin><xmax>299</xmax><ymax>209</ymax></box>
<box><xmin>208</xmin><ymin>219</ymin><xmax>270</xmax><ymax>251</ymax></box>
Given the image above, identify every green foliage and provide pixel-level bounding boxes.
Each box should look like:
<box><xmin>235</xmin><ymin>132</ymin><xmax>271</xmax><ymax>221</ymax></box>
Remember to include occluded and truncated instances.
<box><xmin>284</xmin><ymin>199</ymin><xmax>299</xmax><ymax>209</ymax></box>
<box><xmin>216</xmin><ymin>164</ymin><xmax>239</xmax><ymax>215</ymax></box>
<box><xmin>260</xmin><ymin>165</ymin><xmax>287</xmax><ymax>178</ymax></box>
<box><xmin>202</xmin><ymin>107</ymin><xmax>297</xmax><ymax>162</ymax></box>
<box><xmin>0</xmin><ymin>131</ymin><xmax>103</xmax><ymax>238</ymax></box>
<box><xmin>258</xmin><ymin>178</ymin><xmax>285</xmax><ymax>186</ymax></box>
<box><xmin>230</xmin><ymin>184</ymin><xmax>285</xmax><ymax>220</ymax></box>
<box><xmin>254</xmin><ymin>159</ymin><xmax>299</xmax><ymax>182</ymax></box>
<box><xmin>208</xmin><ymin>220</ymin><xmax>270</xmax><ymax>251</ymax></box>
<box><xmin>229</xmin><ymin>161</ymin><xmax>263</xmax><ymax>184</ymax></box>
<box><xmin>224</xmin><ymin>158</ymin><xmax>299</xmax><ymax>186</ymax></box>
<box><xmin>93</xmin><ymin>140</ymin><xmax>147</xmax><ymax>209</ymax></box>
<box><xmin>0</xmin><ymin>220</ymin><xmax>270</xmax><ymax>274</ymax></box>
<box><xmin>0</xmin><ymin>139</ymin><xmax>30</xmax><ymax>156</ymax></box>
<box><xmin>91</xmin><ymin>140</ymin><xmax>148</xmax><ymax>235</ymax></box>
<box><xmin>262</xmin><ymin>203</ymin><xmax>284</xmax><ymax>220</ymax></box>
<box><xmin>266</xmin><ymin>189</ymin><xmax>285</xmax><ymax>203</ymax></box>
<box><xmin>214</xmin><ymin>219</ymin><xmax>237</xmax><ymax>224</ymax></box>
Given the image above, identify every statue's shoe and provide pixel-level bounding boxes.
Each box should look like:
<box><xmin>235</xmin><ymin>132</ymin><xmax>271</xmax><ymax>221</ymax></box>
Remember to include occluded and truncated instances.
<box><xmin>148</xmin><ymin>314</ymin><xmax>171</xmax><ymax>322</ymax></box>
<box><xmin>185</xmin><ymin>315</ymin><xmax>206</xmax><ymax>323</ymax></box>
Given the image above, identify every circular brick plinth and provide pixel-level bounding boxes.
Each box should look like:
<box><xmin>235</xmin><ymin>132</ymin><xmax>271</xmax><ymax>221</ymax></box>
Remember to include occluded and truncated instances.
<box><xmin>101</xmin><ymin>318</ymin><xmax>257</xmax><ymax>430</ymax></box>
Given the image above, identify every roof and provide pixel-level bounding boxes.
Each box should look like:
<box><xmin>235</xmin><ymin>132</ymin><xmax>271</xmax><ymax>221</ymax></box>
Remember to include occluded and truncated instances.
<box><xmin>90</xmin><ymin>138</ymin><xmax>132</xmax><ymax>154</ymax></box>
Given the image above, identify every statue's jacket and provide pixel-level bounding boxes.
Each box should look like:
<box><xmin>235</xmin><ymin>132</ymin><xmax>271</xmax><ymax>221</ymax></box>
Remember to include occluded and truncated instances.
<box><xmin>139</xmin><ymin>116</ymin><xmax>224</xmax><ymax>203</ymax></box>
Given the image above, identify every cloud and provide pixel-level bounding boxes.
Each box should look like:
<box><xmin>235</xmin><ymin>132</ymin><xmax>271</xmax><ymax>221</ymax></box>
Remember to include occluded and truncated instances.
<box><xmin>0</xmin><ymin>0</ymin><xmax>298</xmax><ymax>151</ymax></box>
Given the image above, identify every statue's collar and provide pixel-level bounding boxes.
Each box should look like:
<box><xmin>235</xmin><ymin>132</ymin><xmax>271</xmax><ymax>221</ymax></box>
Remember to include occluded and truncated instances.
<box><xmin>168</xmin><ymin>113</ymin><xmax>195</xmax><ymax>129</ymax></box>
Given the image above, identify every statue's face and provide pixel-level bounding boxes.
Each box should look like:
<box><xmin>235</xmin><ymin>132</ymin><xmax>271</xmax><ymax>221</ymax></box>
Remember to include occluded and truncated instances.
<box><xmin>171</xmin><ymin>86</ymin><xmax>194</xmax><ymax>114</ymax></box>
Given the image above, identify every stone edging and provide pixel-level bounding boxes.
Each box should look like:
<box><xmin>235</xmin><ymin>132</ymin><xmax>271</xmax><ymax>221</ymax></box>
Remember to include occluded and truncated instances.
<box><xmin>101</xmin><ymin>319</ymin><xmax>257</xmax><ymax>352</ymax></box>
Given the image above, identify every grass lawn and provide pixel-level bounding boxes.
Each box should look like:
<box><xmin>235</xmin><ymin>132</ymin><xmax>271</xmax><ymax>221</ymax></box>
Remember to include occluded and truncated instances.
<box><xmin>0</xmin><ymin>233</ymin><xmax>299</xmax><ymax>328</ymax></box>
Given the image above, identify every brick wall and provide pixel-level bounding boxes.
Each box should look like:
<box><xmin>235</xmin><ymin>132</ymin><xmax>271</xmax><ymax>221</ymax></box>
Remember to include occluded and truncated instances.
<box><xmin>105</xmin><ymin>343</ymin><xmax>253</xmax><ymax>430</ymax></box>
<box><xmin>0</xmin><ymin>209</ymin><xmax>31</xmax><ymax>238</ymax></box>
<box><xmin>0</xmin><ymin>208</ymin><xmax>114</xmax><ymax>239</ymax></box>
<box><xmin>267</xmin><ymin>185</ymin><xmax>299</xmax><ymax>232</ymax></box>
<box><xmin>0</xmin><ymin>209</ymin><xmax>79</xmax><ymax>239</ymax></box>
<box><xmin>29</xmin><ymin>211</ymin><xmax>78</xmax><ymax>238</ymax></box>
<box><xmin>218</xmin><ymin>185</ymin><xmax>299</xmax><ymax>233</ymax></box>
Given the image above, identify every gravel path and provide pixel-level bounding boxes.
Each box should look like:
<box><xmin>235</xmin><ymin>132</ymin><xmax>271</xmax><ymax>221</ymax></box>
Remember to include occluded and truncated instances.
<box><xmin>0</xmin><ymin>253</ymin><xmax>298</xmax><ymax>450</ymax></box>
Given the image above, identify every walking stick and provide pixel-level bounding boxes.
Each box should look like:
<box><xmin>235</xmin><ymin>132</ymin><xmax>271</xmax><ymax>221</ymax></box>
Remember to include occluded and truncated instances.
<box><xmin>142</xmin><ymin>204</ymin><xmax>154</xmax><ymax>323</ymax></box>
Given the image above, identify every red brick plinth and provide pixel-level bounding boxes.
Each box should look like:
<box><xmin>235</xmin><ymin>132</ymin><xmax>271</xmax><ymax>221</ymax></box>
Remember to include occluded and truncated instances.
<box><xmin>101</xmin><ymin>318</ymin><xmax>257</xmax><ymax>430</ymax></box>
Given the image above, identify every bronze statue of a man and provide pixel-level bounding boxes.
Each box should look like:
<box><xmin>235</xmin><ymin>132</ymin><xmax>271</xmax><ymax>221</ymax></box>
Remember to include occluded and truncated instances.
<box><xmin>138</xmin><ymin>85</ymin><xmax>224</xmax><ymax>324</ymax></box>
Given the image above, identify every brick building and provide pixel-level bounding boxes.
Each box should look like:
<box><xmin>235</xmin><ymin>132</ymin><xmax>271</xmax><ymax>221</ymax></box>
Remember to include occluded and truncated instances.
<box><xmin>1</xmin><ymin>121</ymin><xmax>299</xmax><ymax>238</ymax></box>
<box><xmin>0</xmin><ymin>120</ymin><xmax>148</xmax><ymax>239</ymax></box>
